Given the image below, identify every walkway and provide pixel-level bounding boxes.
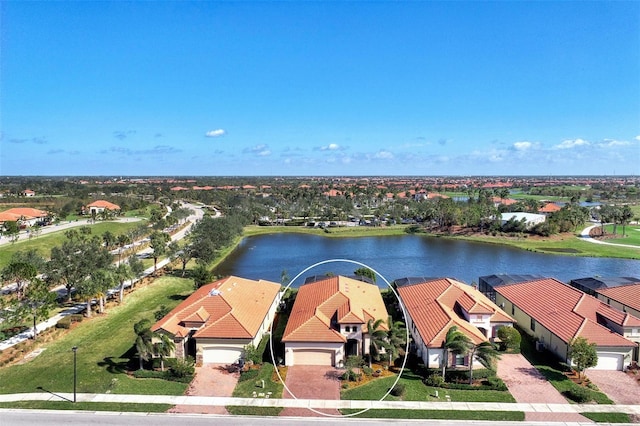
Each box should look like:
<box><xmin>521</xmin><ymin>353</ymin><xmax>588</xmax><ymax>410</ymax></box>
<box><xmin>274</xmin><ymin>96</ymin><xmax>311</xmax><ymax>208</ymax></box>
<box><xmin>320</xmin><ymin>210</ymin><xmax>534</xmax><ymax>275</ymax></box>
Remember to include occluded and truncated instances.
<box><xmin>0</xmin><ymin>392</ymin><xmax>638</xmax><ymax>417</ymax></box>
<box><xmin>579</xmin><ymin>224</ymin><xmax>640</xmax><ymax>249</ymax></box>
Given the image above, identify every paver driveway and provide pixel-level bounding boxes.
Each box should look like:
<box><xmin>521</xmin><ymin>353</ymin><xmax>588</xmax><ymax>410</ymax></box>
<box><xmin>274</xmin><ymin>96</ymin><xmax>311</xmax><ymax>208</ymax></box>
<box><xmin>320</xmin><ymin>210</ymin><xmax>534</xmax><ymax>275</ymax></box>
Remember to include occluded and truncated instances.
<box><xmin>280</xmin><ymin>365</ymin><xmax>342</xmax><ymax>417</ymax></box>
<box><xmin>586</xmin><ymin>370</ymin><xmax>640</xmax><ymax>405</ymax></box>
<box><xmin>497</xmin><ymin>354</ymin><xmax>590</xmax><ymax>423</ymax></box>
<box><xmin>168</xmin><ymin>364</ymin><xmax>239</xmax><ymax>415</ymax></box>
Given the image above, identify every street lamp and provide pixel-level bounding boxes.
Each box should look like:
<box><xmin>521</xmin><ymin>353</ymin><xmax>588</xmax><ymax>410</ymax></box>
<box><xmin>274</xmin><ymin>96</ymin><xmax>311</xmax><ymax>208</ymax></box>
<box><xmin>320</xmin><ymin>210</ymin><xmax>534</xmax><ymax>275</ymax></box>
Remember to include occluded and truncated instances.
<box><xmin>72</xmin><ymin>346</ymin><xmax>78</xmax><ymax>403</ymax></box>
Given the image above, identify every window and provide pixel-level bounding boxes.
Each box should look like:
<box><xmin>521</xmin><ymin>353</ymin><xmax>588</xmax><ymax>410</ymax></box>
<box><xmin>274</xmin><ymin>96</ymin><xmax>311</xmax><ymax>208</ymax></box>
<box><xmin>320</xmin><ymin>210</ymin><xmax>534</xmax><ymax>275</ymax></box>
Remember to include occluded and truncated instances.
<box><xmin>511</xmin><ymin>304</ymin><xmax>515</xmax><ymax>315</ymax></box>
<box><xmin>530</xmin><ymin>318</ymin><xmax>536</xmax><ymax>331</ymax></box>
<box><xmin>344</xmin><ymin>326</ymin><xmax>350</xmax><ymax>332</ymax></box>
<box><xmin>455</xmin><ymin>354</ymin><xmax>466</xmax><ymax>366</ymax></box>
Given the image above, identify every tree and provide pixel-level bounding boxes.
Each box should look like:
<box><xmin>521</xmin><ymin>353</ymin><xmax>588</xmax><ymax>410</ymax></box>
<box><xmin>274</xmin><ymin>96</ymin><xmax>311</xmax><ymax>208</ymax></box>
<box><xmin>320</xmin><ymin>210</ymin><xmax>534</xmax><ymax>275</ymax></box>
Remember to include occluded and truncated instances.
<box><xmin>134</xmin><ymin>319</ymin><xmax>154</xmax><ymax>370</ymax></box>
<box><xmin>14</xmin><ymin>278</ymin><xmax>56</xmax><ymax>339</ymax></box>
<box><xmin>153</xmin><ymin>332</ymin><xmax>175</xmax><ymax>372</ymax></box>
<box><xmin>468</xmin><ymin>341</ymin><xmax>501</xmax><ymax>384</ymax></box>
<box><xmin>353</xmin><ymin>267</ymin><xmax>376</xmax><ymax>283</ymax></box>
<box><xmin>441</xmin><ymin>326</ymin><xmax>472</xmax><ymax>380</ymax></box>
<box><xmin>2</xmin><ymin>260</ymin><xmax>37</xmax><ymax>299</ymax></box>
<box><xmin>366</xmin><ymin>318</ymin><xmax>389</xmax><ymax>368</ymax></box>
<box><xmin>386</xmin><ymin>316</ymin><xmax>407</xmax><ymax>366</ymax></box>
<box><xmin>192</xmin><ymin>264</ymin><xmax>213</xmax><ymax>289</ymax></box>
<box><xmin>113</xmin><ymin>262</ymin><xmax>132</xmax><ymax>303</ymax></box>
<box><xmin>116</xmin><ymin>233</ymin><xmax>132</xmax><ymax>262</ymax></box>
<box><xmin>127</xmin><ymin>254</ymin><xmax>145</xmax><ymax>289</ymax></box>
<box><xmin>4</xmin><ymin>221</ymin><xmax>20</xmax><ymax>243</ymax></box>
<box><xmin>47</xmin><ymin>231</ymin><xmax>113</xmax><ymax>302</ymax></box>
<box><xmin>102</xmin><ymin>230</ymin><xmax>115</xmax><ymax>250</ymax></box>
<box><xmin>496</xmin><ymin>326</ymin><xmax>521</xmax><ymax>351</ymax></box>
<box><xmin>149</xmin><ymin>231</ymin><xmax>170</xmax><ymax>274</ymax></box>
<box><xmin>568</xmin><ymin>337</ymin><xmax>598</xmax><ymax>381</ymax></box>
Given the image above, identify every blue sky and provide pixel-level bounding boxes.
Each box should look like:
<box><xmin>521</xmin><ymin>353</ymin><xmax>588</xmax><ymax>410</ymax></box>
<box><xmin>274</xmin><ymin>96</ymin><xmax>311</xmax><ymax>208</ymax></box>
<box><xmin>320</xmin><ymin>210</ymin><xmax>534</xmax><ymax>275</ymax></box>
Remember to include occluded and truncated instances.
<box><xmin>1</xmin><ymin>1</ymin><xmax>639</xmax><ymax>176</ymax></box>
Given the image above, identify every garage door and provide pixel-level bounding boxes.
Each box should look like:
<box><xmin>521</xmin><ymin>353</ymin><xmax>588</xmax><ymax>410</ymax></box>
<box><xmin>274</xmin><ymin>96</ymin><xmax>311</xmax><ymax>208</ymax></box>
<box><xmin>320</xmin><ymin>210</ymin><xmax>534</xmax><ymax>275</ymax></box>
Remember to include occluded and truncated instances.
<box><xmin>593</xmin><ymin>353</ymin><xmax>623</xmax><ymax>371</ymax></box>
<box><xmin>202</xmin><ymin>347</ymin><xmax>243</xmax><ymax>364</ymax></box>
<box><xmin>292</xmin><ymin>349</ymin><xmax>334</xmax><ymax>366</ymax></box>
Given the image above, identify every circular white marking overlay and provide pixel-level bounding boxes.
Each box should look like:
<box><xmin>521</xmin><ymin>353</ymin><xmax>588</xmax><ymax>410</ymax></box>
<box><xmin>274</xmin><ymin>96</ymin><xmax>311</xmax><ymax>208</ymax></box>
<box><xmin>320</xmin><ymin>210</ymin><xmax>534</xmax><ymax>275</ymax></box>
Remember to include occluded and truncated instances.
<box><xmin>269</xmin><ymin>258</ymin><xmax>410</xmax><ymax>418</ymax></box>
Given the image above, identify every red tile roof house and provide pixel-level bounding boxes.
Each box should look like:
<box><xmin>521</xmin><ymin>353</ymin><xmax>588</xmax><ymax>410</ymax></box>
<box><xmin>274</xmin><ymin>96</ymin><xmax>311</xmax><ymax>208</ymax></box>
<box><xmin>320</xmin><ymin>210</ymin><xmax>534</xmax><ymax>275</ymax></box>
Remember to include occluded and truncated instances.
<box><xmin>493</xmin><ymin>278</ymin><xmax>640</xmax><ymax>370</ymax></box>
<box><xmin>595</xmin><ymin>281</ymin><xmax>640</xmax><ymax>354</ymax></box>
<box><xmin>85</xmin><ymin>200</ymin><xmax>121</xmax><ymax>215</ymax></box>
<box><xmin>152</xmin><ymin>276</ymin><xmax>282</xmax><ymax>364</ymax></box>
<box><xmin>282</xmin><ymin>275</ymin><xmax>389</xmax><ymax>367</ymax></box>
<box><xmin>0</xmin><ymin>207</ymin><xmax>50</xmax><ymax>228</ymax></box>
<box><xmin>396</xmin><ymin>277</ymin><xmax>514</xmax><ymax>369</ymax></box>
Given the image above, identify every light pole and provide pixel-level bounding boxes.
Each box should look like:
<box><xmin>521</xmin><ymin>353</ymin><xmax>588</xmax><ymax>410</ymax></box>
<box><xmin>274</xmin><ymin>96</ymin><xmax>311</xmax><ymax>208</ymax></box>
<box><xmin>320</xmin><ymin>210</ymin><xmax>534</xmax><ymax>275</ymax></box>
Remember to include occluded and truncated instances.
<box><xmin>72</xmin><ymin>346</ymin><xmax>78</xmax><ymax>403</ymax></box>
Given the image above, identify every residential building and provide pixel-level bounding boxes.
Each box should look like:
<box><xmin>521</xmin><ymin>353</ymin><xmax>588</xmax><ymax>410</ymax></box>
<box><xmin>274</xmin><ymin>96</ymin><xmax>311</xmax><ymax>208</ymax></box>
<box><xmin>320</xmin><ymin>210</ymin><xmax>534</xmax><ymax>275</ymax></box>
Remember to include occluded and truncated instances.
<box><xmin>594</xmin><ymin>282</ymin><xmax>640</xmax><ymax>351</ymax></box>
<box><xmin>152</xmin><ymin>276</ymin><xmax>282</xmax><ymax>364</ymax></box>
<box><xmin>282</xmin><ymin>275</ymin><xmax>389</xmax><ymax>367</ymax></box>
<box><xmin>85</xmin><ymin>200</ymin><xmax>121</xmax><ymax>215</ymax></box>
<box><xmin>569</xmin><ymin>276</ymin><xmax>639</xmax><ymax>297</ymax></box>
<box><xmin>0</xmin><ymin>207</ymin><xmax>50</xmax><ymax>228</ymax></box>
<box><xmin>396</xmin><ymin>277</ymin><xmax>514</xmax><ymax>369</ymax></box>
<box><xmin>479</xmin><ymin>274</ymin><xmax>546</xmax><ymax>303</ymax></box>
<box><xmin>489</xmin><ymin>277</ymin><xmax>639</xmax><ymax>369</ymax></box>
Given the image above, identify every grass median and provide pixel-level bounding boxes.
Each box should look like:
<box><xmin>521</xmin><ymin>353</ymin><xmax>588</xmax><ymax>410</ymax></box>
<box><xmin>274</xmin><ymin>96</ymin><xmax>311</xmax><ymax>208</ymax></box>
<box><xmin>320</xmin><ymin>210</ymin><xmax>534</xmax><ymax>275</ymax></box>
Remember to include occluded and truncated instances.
<box><xmin>0</xmin><ymin>276</ymin><xmax>192</xmax><ymax>396</ymax></box>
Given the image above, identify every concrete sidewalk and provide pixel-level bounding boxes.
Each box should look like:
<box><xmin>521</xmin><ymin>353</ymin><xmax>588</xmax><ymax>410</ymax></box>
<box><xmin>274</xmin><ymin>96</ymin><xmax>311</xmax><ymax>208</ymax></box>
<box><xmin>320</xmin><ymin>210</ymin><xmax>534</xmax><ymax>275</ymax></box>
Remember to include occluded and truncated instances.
<box><xmin>0</xmin><ymin>392</ymin><xmax>638</xmax><ymax>416</ymax></box>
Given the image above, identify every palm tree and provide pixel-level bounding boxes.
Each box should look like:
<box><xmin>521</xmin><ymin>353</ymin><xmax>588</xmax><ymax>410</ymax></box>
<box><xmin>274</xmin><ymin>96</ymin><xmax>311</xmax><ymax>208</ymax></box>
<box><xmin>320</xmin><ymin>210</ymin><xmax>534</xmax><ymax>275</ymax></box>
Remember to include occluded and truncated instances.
<box><xmin>113</xmin><ymin>262</ymin><xmax>132</xmax><ymax>303</ymax></box>
<box><xmin>153</xmin><ymin>332</ymin><xmax>176</xmax><ymax>371</ymax></box>
<box><xmin>386</xmin><ymin>316</ymin><xmax>407</xmax><ymax>367</ymax></box>
<box><xmin>468</xmin><ymin>341</ymin><xmax>501</xmax><ymax>384</ymax></box>
<box><xmin>134</xmin><ymin>319</ymin><xmax>154</xmax><ymax>370</ymax></box>
<box><xmin>441</xmin><ymin>325</ymin><xmax>472</xmax><ymax>380</ymax></box>
<box><xmin>366</xmin><ymin>318</ymin><xmax>389</xmax><ymax>368</ymax></box>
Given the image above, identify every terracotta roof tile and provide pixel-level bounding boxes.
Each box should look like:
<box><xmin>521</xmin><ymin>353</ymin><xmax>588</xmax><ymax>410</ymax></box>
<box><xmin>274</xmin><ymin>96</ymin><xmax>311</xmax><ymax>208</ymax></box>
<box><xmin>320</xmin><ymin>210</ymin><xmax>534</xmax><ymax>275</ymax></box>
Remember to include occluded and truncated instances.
<box><xmin>398</xmin><ymin>278</ymin><xmax>514</xmax><ymax>348</ymax></box>
<box><xmin>86</xmin><ymin>200</ymin><xmax>121</xmax><ymax>210</ymax></box>
<box><xmin>282</xmin><ymin>276</ymin><xmax>388</xmax><ymax>343</ymax></box>
<box><xmin>597</xmin><ymin>283</ymin><xmax>640</xmax><ymax>319</ymax></box>
<box><xmin>496</xmin><ymin>278</ymin><xmax>637</xmax><ymax>347</ymax></box>
<box><xmin>152</xmin><ymin>276</ymin><xmax>281</xmax><ymax>340</ymax></box>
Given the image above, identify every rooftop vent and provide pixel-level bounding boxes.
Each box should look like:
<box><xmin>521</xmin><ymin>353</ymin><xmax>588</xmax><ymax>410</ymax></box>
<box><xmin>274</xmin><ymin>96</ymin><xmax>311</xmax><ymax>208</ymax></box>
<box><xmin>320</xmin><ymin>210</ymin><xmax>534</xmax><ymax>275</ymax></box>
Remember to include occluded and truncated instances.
<box><xmin>209</xmin><ymin>289</ymin><xmax>221</xmax><ymax>296</ymax></box>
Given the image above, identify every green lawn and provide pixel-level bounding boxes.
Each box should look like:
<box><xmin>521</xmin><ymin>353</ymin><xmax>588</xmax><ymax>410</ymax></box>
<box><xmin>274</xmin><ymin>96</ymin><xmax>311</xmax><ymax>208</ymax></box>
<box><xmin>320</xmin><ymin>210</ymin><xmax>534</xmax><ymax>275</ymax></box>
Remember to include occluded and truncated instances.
<box><xmin>600</xmin><ymin>224</ymin><xmax>640</xmax><ymax>246</ymax></box>
<box><xmin>0</xmin><ymin>220</ymin><xmax>146</xmax><ymax>270</ymax></box>
<box><xmin>341</xmin><ymin>369</ymin><xmax>515</xmax><ymax>403</ymax></box>
<box><xmin>0</xmin><ymin>401</ymin><xmax>172</xmax><ymax>412</ymax></box>
<box><xmin>340</xmin><ymin>409</ymin><xmax>525</xmax><ymax>421</ymax></box>
<box><xmin>581</xmin><ymin>412</ymin><xmax>632</xmax><ymax>423</ymax></box>
<box><xmin>0</xmin><ymin>276</ymin><xmax>193</xmax><ymax>396</ymax></box>
<box><xmin>227</xmin><ymin>363</ymin><xmax>284</xmax><ymax>416</ymax></box>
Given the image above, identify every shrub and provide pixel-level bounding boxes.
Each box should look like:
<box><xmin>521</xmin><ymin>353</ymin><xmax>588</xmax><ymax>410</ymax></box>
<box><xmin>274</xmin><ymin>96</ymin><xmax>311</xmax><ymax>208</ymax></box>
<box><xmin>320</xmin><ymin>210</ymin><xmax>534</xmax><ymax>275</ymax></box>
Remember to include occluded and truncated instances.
<box><xmin>362</xmin><ymin>366</ymin><xmax>373</xmax><ymax>376</ymax></box>
<box><xmin>169</xmin><ymin>356</ymin><xmax>195</xmax><ymax>378</ymax></box>
<box><xmin>341</xmin><ymin>370</ymin><xmax>361</xmax><ymax>382</ymax></box>
<box><xmin>56</xmin><ymin>318</ymin><xmax>71</xmax><ymax>329</ymax></box>
<box><xmin>497</xmin><ymin>326</ymin><xmax>521</xmax><ymax>352</ymax></box>
<box><xmin>424</xmin><ymin>374</ymin><xmax>445</xmax><ymax>387</ymax></box>
<box><xmin>133</xmin><ymin>369</ymin><xmax>165</xmax><ymax>379</ymax></box>
<box><xmin>563</xmin><ymin>387</ymin><xmax>592</xmax><ymax>403</ymax></box>
<box><xmin>70</xmin><ymin>314</ymin><xmax>83</xmax><ymax>323</ymax></box>
<box><xmin>390</xmin><ymin>383</ymin><xmax>406</xmax><ymax>397</ymax></box>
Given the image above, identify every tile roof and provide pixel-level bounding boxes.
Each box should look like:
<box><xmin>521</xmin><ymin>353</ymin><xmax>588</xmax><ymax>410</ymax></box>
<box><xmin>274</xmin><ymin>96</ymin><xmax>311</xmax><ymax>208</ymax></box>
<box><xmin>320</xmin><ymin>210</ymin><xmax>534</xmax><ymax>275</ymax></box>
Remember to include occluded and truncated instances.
<box><xmin>152</xmin><ymin>276</ymin><xmax>281</xmax><ymax>339</ymax></box>
<box><xmin>0</xmin><ymin>207</ymin><xmax>49</xmax><ymax>222</ymax></box>
<box><xmin>282</xmin><ymin>276</ymin><xmax>389</xmax><ymax>343</ymax></box>
<box><xmin>397</xmin><ymin>278</ymin><xmax>514</xmax><ymax>348</ymax></box>
<box><xmin>87</xmin><ymin>200</ymin><xmax>121</xmax><ymax>210</ymax></box>
<box><xmin>495</xmin><ymin>278</ymin><xmax>638</xmax><ymax>347</ymax></box>
<box><xmin>596</xmin><ymin>283</ymin><xmax>640</xmax><ymax>320</ymax></box>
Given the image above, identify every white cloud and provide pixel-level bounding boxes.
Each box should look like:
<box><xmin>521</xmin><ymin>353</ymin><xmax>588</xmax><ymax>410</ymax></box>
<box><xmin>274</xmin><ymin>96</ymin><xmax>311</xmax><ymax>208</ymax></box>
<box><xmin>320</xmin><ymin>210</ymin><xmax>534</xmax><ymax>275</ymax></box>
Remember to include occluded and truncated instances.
<box><xmin>319</xmin><ymin>143</ymin><xmax>342</xmax><ymax>151</ymax></box>
<box><xmin>513</xmin><ymin>141</ymin><xmax>537</xmax><ymax>151</ymax></box>
<box><xmin>635</xmin><ymin>135</ymin><xmax>640</xmax><ymax>141</ymax></box>
<box><xmin>553</xmin><ymin>138</ymin><xmax>589</xmax><ymax>150</ymax></box>
<box><xmin>598</xmin><ymin>139</ymin><xmax>630</xmax><ymax>147</ymax></box>
<box><xmin>205</xmin><ymin>129</ymin><xmax>226</xmax><ymax>137</ymax></box>
<box><xmin>243</xmin><ymin>144</ymin><xmax>271</xmax><ymax>156</ymax></box>
<box><xmin>374</xmin><ymin>150</ymin><xmax>394</xmax><ymax>160</ymax></box>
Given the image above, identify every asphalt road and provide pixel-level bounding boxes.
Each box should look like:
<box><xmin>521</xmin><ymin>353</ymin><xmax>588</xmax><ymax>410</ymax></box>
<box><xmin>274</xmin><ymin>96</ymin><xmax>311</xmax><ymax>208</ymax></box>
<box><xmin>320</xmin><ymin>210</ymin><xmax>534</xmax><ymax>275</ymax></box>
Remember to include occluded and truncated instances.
<box><xmin>0</xmin><ymin>410</ymin><xmax>601</xmax><ymax>426</ymax></box>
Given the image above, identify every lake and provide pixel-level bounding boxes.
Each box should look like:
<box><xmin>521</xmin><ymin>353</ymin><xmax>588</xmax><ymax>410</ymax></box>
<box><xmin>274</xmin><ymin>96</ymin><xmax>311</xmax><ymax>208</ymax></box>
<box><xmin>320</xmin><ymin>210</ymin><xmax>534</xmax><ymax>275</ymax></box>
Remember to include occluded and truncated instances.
<box><xmin>214</xmin><ymin>234</ymin><xmax>640</xmax><ymax>287</ymax></box>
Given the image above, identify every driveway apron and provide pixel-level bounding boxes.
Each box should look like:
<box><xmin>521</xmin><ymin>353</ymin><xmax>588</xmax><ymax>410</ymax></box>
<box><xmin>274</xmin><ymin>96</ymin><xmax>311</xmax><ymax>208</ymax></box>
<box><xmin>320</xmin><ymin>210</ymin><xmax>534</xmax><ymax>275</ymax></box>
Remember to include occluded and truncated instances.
<box><xmin>280</xmin><ymin>366</ymin><xmax>342</xmax><ymax>417</ymax></box>
<box><xmin>497</xmin><ymin>354</ymin><xmax>591</xmax><ymax>423</ymax></box>
<box><xmin>586</xmin><ymin>370</ymin><xmax>640</xmax><ymax>405</ymax></box>
<box><xmin>168</xmin><ymin>364</ymin><xmax>239</xmax><ymax>415</ymax></box>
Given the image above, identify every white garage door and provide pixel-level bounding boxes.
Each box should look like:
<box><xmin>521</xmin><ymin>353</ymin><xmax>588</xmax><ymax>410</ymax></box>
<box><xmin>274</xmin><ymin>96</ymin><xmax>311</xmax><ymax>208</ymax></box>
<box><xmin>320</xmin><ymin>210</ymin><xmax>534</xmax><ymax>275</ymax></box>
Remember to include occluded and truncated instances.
<box><xmin>292</xmin><ymin>349</ymin><xmax>334</xmax><ymax>366</ymax></box>
<box><xmin>202</xmin><ymin>347</ymin><xmax>243</xmax><ymax>364</ymax></box>
<box><xmin>593</xmin><ymin>353</ymin><xmax>623</xmax><ymax>371</ymax></box>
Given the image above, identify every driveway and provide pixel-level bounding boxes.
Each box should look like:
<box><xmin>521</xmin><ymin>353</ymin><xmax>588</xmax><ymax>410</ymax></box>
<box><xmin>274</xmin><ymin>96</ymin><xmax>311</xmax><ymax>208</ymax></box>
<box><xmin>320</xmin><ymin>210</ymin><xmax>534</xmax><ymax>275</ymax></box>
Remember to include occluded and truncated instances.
<box><xmin>586</xmin><ymin>370</ymin><xmax>640</xmax><ymax>405</ymax></box>
<box><xmin>168</xmin><ymin>364</ymin><xmax>239</xmax><ymax>415</ymax></box>
<box><xmin>497</xmin><ymin>354</ymin><xmax>590</xmax><ymax>423</ymax></box>
<box><xmin>280</xmin><ymin>366</ymin><xmax>342</xmax><ymax>417</ymax></box>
